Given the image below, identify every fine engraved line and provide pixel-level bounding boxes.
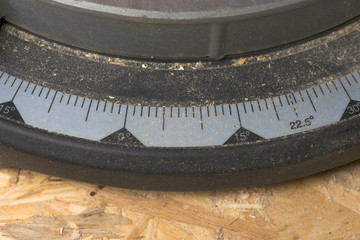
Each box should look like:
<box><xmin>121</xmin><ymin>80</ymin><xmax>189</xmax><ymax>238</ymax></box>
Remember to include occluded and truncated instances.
<box><xmin>11</xmin><ymin>80</ymin><xmax>23</xmax><ymax>101</ymax></box>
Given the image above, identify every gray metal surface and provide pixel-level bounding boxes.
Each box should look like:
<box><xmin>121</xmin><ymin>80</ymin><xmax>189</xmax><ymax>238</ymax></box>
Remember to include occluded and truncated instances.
<box><xmin>1</xmin><ymin>0</ymin><xmax>360</xmax><ymax>59</ymax></box>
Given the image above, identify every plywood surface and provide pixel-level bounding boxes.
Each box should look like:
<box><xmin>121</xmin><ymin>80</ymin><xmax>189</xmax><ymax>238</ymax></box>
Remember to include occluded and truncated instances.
<box><xmin>1</xmin><ymin>159</ymin><xmax>360</xmax><ymax>240</ymax></box>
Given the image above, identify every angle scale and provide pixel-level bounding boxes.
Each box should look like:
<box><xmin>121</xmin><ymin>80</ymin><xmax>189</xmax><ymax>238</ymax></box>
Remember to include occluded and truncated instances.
<box><xmin>0</xmin><ymin>0</ymin><xmax>359</xmax><ymax>190</ymax></box>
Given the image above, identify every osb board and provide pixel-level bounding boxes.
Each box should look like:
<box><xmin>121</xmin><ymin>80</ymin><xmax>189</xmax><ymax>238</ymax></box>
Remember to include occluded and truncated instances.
<box><xmin>1</xmin><ymin>160</ymin><xmax>360</xmax><ymax>240</ymax></box>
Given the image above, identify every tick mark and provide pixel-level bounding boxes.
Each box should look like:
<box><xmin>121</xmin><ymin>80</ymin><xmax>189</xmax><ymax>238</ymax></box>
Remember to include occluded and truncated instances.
<box><xmin>345</xmin><ymin>76</ymin><xmax>352</xmax><ymax>86</ymax></box>
<box><xmin>31</xmin><ymin>85</ymin><xmax>37</xmax><ymax>95</ymax></box>
<box><xmin>250</xmin><ymin>102</ymin><xmax>254</xmax><ymax>112</ymax></box>
<box><xmin>59</xmin><ymin>93</ymin><xmax>64</xmax><ymax>103</ymax></box>
<box><xmin>74</xmin><ymin>96</ymin><xmax>79</xmax><ymax>106</ymax></box>
<box><xmin>339</xmin><ymin>78</ymin><xmax>352</xmax><ymax>100</ymax></box>
<box><xmin>243</xmin><ymin>103</ymin><xmax>247</xmax><ymax>113</ymax></box>
<box><xmin>81</xmin><ymin>97</ymin><xmax>86</xmax><ymax>108</ymax></box>
<box><xmin>38</xmin><ymin>87</ymin><xmax>44</xmax><ymax>97</ymax></box>
<box><xmin>123</xmin><ymin>105</ymin><xmax>129</xmax><ymax>127</ymax></box>
<box><xmin>85</xmin><ymin>99</ymin><xmax>93</xmax><ymax>121</ymax></box>
<box><xmin>67</xmin><ymin>95</ymin><xmax>71</xmax><ymax>105</ymax></box>
<box><xmin>299</xmin><ymin>91</ymin><xmax>305</xmax><ymax>102</ymax></box>
<box><xmin>199</xmin><ymin>107</ymin><xmax>204</xmax><ymax>130</ymax></box>
<box><xmin>4</xmin><ymin>75</ymin><xmax>10</xmax><ymax>85</ymax></box>
<box><xmin>325</xmin><ymin>83</ymin><xmax>332</xmax><ymax>93</ymax></box>
<box><xmin>45</xmin><ymin>89</ymin><xmax>51</xmax><ymax>99</ymax></box>
<box><xmin>305</xmin><ymin>90</ymin><xmax>317</xmax><ymax>112</ymax></box>
<box><xmin>235</xmin><ymin>104</ymin><xmax>242</xmax><ymax>126</ymax></box>
<box><xmin>312</xmin><ymin>88</ymin><xmax>318</xmax><ymax>98</ymax></box>
<box><xmin>10</xmin><ymin>77</ymin><xmax>17</xmax><ymax>87</ymax></box>
<box><xmin>103</xmin><ymin>101</ymin><xmax>107</xmax><ymax>112</ymax></box>
<box><xmin>331</xmin><ymin>81</ymin><xmax>339</xmax><ymax>91</ymax></box>
<box><xmin>257</xmin><ymin>100</ymin><xmax>262</xmax><ymax>111</ymax></box>
<box><xmin>96</xmin><ymin>100</ymin><xmax>100</xmax><ymax>111</ymax></box>
<box><xmin>318</xmin><ymin>85</ymin><xmax>325</xmax><ymax>95</ymax></box>
<box><xmin>24</xmin><ymin>82</ymin><xmax>30</xmax><ymax>92</ymax></box>
<box><xmin>48</xmin><ymin>91</ymin><xmax>58</xmax><ymax>113</ymax></box>
<box><xmin>271</xmin><ymin>98</ymin><xmax>280</xmax><ymax>120</ymax></box>
<box><xmin>11</xmin><ymin>80</ymin><xmax>24</xmax><ymax>101</ymax></box>
<box><xmin>228</xmin><ymin>104</ymin><xmax>232</xmax><ymax>115</ymax></box>
<box><xmin>285</xmin><ymin>95</ymin><xmax>290</xmax><ymax>105</ymax></box>
<box><xmin>162</xmin><ymin>107</ymin><xmax>166</xmax><ymax>130</ymax></box>
<box><xmin>264</xmin><ymin>99</ymin><xmax>269</xmax><ymax>110</ymax></box>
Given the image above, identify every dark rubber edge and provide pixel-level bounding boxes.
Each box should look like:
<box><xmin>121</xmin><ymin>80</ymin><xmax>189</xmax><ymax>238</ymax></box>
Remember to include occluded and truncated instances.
<box><xmin>0</xmin><ymin>114</ymin><xmax>359</xmax><ymax>191</ymax></box>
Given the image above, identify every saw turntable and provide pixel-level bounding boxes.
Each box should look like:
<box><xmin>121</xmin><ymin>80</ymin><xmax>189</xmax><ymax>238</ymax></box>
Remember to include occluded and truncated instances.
<box><xmin>0</xmin><ymin>0</ymin><xmax>360</xmax><ymax>190</ymax></box>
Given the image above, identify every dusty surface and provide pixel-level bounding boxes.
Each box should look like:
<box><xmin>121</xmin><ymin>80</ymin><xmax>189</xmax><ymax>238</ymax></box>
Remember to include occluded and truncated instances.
<box><xmin>0</xmin><ymin>159</ymin><xmax>360</xmax><ymax>239</ymax></box>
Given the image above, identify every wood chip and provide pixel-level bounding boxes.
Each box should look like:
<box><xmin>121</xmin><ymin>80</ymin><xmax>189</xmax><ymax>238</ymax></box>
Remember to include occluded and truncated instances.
<box><xmin>232</xmin><ymin>58</ymin><xmax>247</xmax><ymax>66</ymax></box>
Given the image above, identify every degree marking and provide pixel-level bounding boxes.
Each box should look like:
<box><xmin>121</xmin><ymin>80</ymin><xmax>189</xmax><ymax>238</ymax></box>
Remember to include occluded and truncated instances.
<box><xmin>48</xmin><ymin>91</ymin><xmax>58</xmax><ymax>113</ymax></box>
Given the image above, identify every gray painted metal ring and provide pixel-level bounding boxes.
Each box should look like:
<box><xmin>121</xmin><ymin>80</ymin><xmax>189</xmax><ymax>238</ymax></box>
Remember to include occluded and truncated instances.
<box><xmin>1</xmin><ymin>0</ymin><xmax>360</xmax><ymax>59</ymax></box>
